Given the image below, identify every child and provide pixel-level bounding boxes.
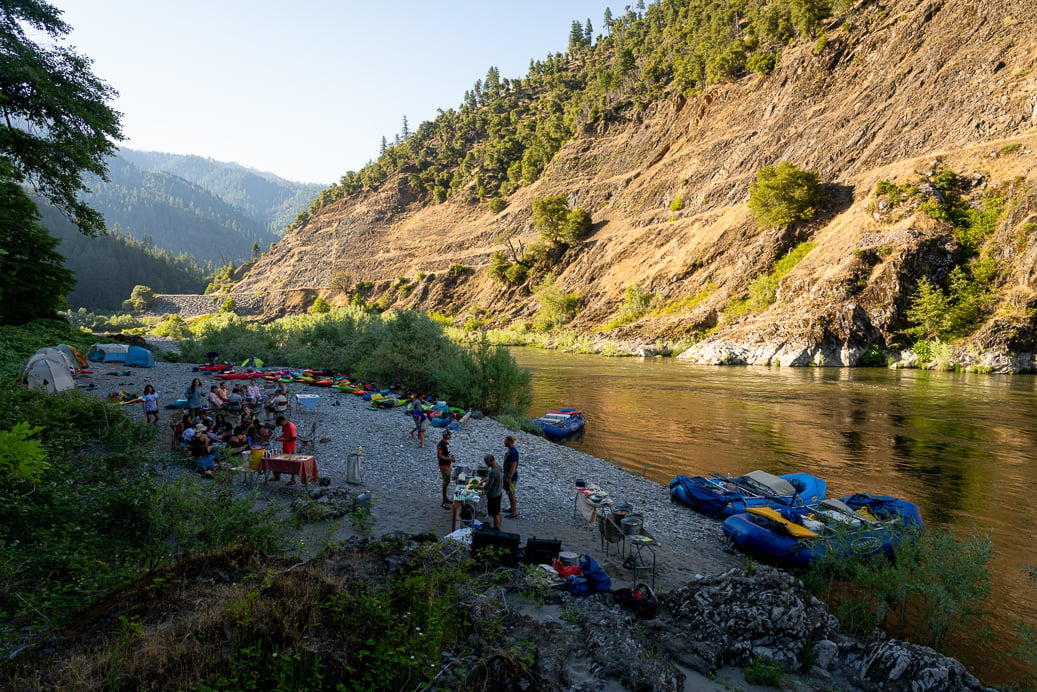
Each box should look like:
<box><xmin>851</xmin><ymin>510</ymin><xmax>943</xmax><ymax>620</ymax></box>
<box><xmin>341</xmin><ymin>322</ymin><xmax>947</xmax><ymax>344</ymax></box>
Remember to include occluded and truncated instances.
<box><xmin>141</xmin><ymin>384</ymin><xmax>160</xmax><ymax>425</ymax></box>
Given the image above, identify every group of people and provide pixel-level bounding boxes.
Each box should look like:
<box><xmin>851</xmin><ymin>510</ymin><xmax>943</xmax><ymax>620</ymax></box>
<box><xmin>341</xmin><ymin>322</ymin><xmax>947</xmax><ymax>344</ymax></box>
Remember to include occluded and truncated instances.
<box><xmin>437</xmin><ymin>431</ymin><xmax>520</xmax><ymax>530</ymax></box>
<box><xmin>174</xmin><ymin>376</ymin><xmax>298</xmax><ymax>479</ymax></box>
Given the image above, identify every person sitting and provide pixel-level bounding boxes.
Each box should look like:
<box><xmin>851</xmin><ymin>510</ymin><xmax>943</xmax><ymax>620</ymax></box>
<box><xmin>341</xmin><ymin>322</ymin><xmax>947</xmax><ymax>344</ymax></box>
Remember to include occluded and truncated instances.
<box><xmin>207</xmin><ymin>386</ymin><xmax>224</xmax><ymax>411</ymax></box>
<box><xmin>217</xmin><ymin>382</ymin><xmax>231</xmax><ymax>403</ymax></box>
<box><xmin>212</xmin><ymin>414</ymin><xmax>233</xmax><ymax>441</ymax></box>
<box><xmin>190</xmin><ymin>425</ymin><xmax>217</xmax><ymax>477</ymax></box>
<box><xmin>226</xmin><ymin>386</ymin><xmax>245</xmax><ymax>418</ymax></box>
<box><xmin>247</xmin><ymin>418</ymin><xmax>271</xmax><ymax>447</ymax></box>
<box><xmin>265</xmin><ymin>391</ymin><xmax>289</xmax><ymax>420</ymax></box>
<box><xmin>245</xmin><ymin>382</ymin><xmax>263</xmax><ymax>405</ymax></box>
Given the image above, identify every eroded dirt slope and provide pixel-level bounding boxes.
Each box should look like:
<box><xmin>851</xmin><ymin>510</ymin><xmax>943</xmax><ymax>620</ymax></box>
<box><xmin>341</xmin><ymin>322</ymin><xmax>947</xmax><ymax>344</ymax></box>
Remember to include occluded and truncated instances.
<box><xmin>233</xmin><ymin>0</ymin><xmax>1037</xmax><ymax>369</ymax></box>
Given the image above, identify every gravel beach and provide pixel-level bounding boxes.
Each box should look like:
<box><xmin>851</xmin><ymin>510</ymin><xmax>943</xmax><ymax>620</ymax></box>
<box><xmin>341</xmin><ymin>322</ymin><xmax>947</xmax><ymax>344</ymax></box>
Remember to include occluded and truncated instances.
<box><xmin>84</xmin><ymin>358</ymin><xmax>742</xmax><ymax>590</ymax></box>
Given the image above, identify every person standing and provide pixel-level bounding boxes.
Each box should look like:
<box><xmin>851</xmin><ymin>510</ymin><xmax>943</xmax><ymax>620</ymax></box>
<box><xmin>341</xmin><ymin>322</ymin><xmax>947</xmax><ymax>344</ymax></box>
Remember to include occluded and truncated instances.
<box><xmin>141</xmin><ymin>384</ymin><xmax>159</xmax><ymax>425</ymax></box>
<box><xmin>270</xmin><ymin>415</ymin><xmax>297</xmax><ymax>482</ymax></box>
<box><xmin>415</xmin><ymin>407</ymin><xmax>429</xmax><ymax>449</ymax></box>
<box><xmin>503</xmin><ymin>435</ymin><xmax>520</xmax><ymax>519</ymax></box>
<box><xmin>275</xmin><ymin>415</ymin><xmax>297</xmax><ymax>454</ymax></box>
<box><xmin>184</xmin><ymin>378</ymin><xmax>203</xmax><ymax>420</ymax></box>
<box><xmin>437</xmin><ymin>430</ymin><xmax>456</xmax><ymax>508</ymax></box>
<box><xmin>482</xmin><ymin>453</ymin><xmax>503</xmax><ymax>530</ymax></box>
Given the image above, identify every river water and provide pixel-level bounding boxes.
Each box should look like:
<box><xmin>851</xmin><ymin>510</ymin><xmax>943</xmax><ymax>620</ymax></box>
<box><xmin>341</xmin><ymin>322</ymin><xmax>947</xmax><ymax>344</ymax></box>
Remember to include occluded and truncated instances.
<box><xmin>512</xmin><ymin>347</ymin><xmax>1037</xmax><ymax>685</ymax></box>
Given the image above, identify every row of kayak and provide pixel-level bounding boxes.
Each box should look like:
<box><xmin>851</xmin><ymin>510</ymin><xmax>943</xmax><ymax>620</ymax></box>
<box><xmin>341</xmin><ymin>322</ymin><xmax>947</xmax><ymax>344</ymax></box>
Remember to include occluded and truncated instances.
<box><xmin>669</xmin><ymin>470</ymin><xmax>924</xmax><ymax>569</ymax></box>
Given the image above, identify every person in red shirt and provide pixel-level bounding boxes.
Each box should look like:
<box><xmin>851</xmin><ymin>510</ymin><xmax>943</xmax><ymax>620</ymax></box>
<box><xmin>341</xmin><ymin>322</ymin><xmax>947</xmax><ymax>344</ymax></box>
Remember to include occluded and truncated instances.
<box><xmin>275</xmin><ymin>416</ymin><xmax>297</xmax><ymax>454</ymax></box>
<box><xmin>269</xmin><ymin>416</ymin><xmax>298</xmax><ymax>482</ymax></box>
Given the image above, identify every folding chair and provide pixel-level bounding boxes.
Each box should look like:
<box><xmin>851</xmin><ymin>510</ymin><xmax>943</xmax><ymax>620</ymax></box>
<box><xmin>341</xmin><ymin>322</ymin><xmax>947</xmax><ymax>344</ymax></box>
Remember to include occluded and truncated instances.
<box><xmin>297</xmin><ymin>421</ymin><xmax>318</xmax><ymax>455</ymax></box>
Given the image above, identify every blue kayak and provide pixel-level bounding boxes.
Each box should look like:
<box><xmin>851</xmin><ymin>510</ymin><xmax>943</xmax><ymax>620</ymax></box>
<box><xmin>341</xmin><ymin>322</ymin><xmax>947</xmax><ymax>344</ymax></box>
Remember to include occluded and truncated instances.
<box><xmin>669</xmin><ymin>470</ymin><xmax>827</xmax><ymax>517</ymax></box>
<box><xmin>721</xmin><ymin>493</ymin><xmax>924</xmax><ymax>569</ymax></box>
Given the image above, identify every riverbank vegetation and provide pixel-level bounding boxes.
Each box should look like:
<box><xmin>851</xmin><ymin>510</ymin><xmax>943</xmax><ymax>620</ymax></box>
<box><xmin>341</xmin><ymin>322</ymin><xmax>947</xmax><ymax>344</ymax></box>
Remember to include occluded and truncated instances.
<box><xmin>174</xmin><ymin>308</ymin><xmax>530</xmax><ymax>415</ymax></box>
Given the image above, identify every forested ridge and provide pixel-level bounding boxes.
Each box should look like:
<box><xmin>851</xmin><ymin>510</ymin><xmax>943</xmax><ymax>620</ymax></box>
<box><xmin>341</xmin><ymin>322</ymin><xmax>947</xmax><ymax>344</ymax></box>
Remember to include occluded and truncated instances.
<box><xmin>37</xmin><ymin>202</ymin><xmax>207</xmax><ymax>311</ymax></box>
<box><xmin>118</xmin><ymin>149</ymin><xmax>324</xmax><ymax>234</ymax></box>
<box><xmin>292</xmin><ymin>0</ymin><xmax>843</xmax><ymax>227</ymax></box>
<box><xmin>80</xmin><ymin>153</ymin><xmax>276</xmax><ymax>263</ymax></box>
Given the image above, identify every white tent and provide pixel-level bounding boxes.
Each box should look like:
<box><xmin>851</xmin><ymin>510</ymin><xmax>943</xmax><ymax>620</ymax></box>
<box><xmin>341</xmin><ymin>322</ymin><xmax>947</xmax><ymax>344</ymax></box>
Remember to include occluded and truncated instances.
<box><xmin>34</xmin><ymin>346</ymin><xmax>76</xmax><ymax>375</ymax></box>
<box><xmin>19</xmin><ymin>353</ymin><xmax>76</xmax><ymax>394</ymax></box>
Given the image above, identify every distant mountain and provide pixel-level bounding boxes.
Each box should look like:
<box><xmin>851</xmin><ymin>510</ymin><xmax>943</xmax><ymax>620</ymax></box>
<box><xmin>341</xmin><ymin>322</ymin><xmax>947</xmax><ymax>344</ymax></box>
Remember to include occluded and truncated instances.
<box><xmin>117</xmin><ymin>149</ymin><xmax>325</xmax><ymax>234</ymax></box>
<box><xmin>79</xmin><ymin>153</ymin><xmax>278</xmax><ymax>265</ymax></box>
<box><xmin>36</xmin><ymin>202</ymin><xmax>208</xmax><ymax>311</ymax></box>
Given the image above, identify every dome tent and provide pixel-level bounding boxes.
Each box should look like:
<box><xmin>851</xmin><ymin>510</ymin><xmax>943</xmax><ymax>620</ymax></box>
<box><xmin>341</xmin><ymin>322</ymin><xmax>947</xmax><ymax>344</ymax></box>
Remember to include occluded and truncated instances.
<box><xmin>125</xmin><ymin>345</ymin><xmax>154</xmax><ymax>368</ymax></box>
<box><xmin>34</xmin><ymin>346</ymin><xmax>76</xmax><ymax>375</ymax></box>
<box><xmin>19</xmin><ymin>353</ymin><xmax>75</xmax><ymax>394</ymax></box>
<box><xmin>87</xmin><ymin>343</ymin><xmax>130</xmax><ymax>362</ymax></box>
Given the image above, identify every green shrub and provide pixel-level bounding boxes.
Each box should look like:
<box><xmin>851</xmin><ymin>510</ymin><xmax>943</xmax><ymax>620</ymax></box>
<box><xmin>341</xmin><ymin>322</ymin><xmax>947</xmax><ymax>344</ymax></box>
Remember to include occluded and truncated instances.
<box><xmin>0</xmin><ymin>422</ymin><xmax>48</xmax><ymax>481</ymax></box>
<box><xmin>504</xmin><ymin>263</ymin><xmax>529</xmax><ymax>285</ymax></box>
<box><xmin>746</xmin><ymin>51</ymin><xmax>777</xmax><ymax>74</ymax></box>
<box><xmin>121</xmin><ymin>285</ymin><xmax>156</xmax><ymax>314</ymax></box>
<box><xmin>220</xmin><ymin>296</ymin><xmax>237</xmax><ymax>313</ymax></box>
<box><xmin>204</xmin><ymin>262</ymin><xmax>236</xmax><ymax>295</ymax></box>
<box><xmin>858</xmin><ymin>343</ymin><xmax>887</xmax><ymax>367</ymax></box>
<box><xmin>152</xmin><ymin>314</ymin><xmax>191</xmax><ymax>339</ymax></box>
<box><xmin>669</xmin><ymin>195</ymin><xmax>684</xmax><ymax>212</ymax></box>
<box><xmin>488</xmin><ymin>197</ymin><xmax>508</xmax><ymax>214</ymax></box>
<box><xmin>532</xmin><ymin>195</ymin><xmax>592</xmax><ymax>246</ymax></box>
<box><xmin>309</xmin><ymin>296</ymin><xmax>331</xmax><ymax>314</ymax></box>
<box><xmin>488</xmin><ymin>251</ymin><xmax>510</xmax><ymax>282</ymax></box>
<box><xmin>748</xmin><ymin>162</ymin><xmax>823</xmax><ymax>229</ymax></box>
<box><xmin>450</xmin><ymin>263</ymin><xmax>469</xmax><ymax>278</ymax></box>
<box><xmin>744</xmin><ymin>655</ymin><xmax>785</xmax><ymax>686</ymax></box>
<box><xmin>533</xmin><ymin>275</ymin><xmax>580</xmax><ymax>331</ymax></box>
<box><xmin>607</xmin><ymin>284</ymin><xmax>655</xmax><ymax>329</ymax></box>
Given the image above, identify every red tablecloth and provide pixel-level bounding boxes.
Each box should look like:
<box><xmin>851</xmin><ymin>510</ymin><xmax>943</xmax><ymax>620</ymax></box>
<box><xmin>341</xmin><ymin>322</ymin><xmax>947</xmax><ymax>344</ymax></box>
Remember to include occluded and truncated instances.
<box><xmin>261</xmin><ymin>454</ymin><xmax>319</xmax><ymax>484</ymax></box>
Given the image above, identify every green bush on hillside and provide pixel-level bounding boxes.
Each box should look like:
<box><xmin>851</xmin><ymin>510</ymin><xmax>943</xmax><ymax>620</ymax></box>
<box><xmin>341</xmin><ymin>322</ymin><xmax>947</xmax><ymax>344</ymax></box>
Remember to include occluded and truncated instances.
<box><xmin>533</xmin><ymin>275</ymin><xmax>581</xmax><ymax>331</ymax></box>
<box><xmin>532</xmin><ymin>195</ymin><xmax>592</xmax><ymax>246</ymax></box>
<box><xmin>748</xmin><ymin>162</ymin><xmax>823</xmax><ymax>229</ymax></box>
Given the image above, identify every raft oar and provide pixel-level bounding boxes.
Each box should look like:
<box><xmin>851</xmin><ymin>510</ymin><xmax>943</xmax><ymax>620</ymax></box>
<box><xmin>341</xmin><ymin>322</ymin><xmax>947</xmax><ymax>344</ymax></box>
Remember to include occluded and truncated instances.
<box><xmin>710</xmin><ymin>473</ymin><xmax>803</xmax><ymax>508</ymax></box>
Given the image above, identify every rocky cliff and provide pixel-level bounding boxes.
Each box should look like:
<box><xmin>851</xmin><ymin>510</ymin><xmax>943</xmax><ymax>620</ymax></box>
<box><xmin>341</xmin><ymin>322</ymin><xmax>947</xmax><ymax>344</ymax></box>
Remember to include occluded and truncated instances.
<box><xmin>229</xmin><ymin>0</ymin><xmax>1037</xmax><ymax>371</ymax></box>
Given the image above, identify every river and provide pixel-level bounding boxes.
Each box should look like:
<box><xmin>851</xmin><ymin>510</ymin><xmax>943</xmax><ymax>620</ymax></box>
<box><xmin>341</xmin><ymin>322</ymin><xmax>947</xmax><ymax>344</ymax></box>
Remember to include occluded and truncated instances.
<box><xmin>512</xmin><ymin>347</ymin><xmax>1037</xmax><ymax>686</ymax></box>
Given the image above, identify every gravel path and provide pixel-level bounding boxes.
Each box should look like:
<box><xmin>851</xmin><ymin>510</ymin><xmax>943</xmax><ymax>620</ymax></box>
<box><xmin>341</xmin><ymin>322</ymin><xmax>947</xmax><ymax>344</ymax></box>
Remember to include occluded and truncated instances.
<box><xmin>83</xmin><ymin>358</ymin><xmax>742</xmax><ymax>591</ymax></box>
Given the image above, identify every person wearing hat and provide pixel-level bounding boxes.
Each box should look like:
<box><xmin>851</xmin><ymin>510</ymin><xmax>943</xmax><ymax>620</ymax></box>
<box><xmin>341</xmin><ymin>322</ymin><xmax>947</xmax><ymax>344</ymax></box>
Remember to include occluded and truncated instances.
<box><xmin>481</xmin><ymin>453</ymin><xmax>503</xmax><ymax>530</ymax></box>
<box><xmin>437</xmin><ymin>430</ymin><xmax>456</xmax><ymax>508</ymax></box>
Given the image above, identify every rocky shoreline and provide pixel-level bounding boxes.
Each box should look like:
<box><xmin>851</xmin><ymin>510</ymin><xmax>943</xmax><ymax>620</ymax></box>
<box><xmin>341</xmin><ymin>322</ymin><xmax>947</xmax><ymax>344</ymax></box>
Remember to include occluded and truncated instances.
<box><xmin>80</xmin><ymin>359</ymin><xmax>996</xmax><ymax>691</ymax></box>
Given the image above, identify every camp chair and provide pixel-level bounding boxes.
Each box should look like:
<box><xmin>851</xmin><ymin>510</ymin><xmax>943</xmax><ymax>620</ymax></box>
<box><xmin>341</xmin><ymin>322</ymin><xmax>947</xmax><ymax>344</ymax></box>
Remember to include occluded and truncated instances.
<box><xmin>296</xmin><ymin>421</ymin><xmax>318</xmax><ymax>455</ymax></box>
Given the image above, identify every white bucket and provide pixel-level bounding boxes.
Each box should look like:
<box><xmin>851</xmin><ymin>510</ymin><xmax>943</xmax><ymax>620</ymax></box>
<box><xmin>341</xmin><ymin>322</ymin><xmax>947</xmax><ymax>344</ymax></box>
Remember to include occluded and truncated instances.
<box><xmin>558</xmin><ymin>551</ymin><xmax>578</xmax><ymax>566</ymax></box>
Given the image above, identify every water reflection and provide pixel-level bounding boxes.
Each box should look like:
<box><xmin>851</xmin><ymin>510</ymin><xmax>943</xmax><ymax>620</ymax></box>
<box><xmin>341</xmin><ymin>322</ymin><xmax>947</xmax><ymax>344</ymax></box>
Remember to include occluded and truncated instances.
<box><xmin>512</xmin><ymin>348</ymin><xmax>1037</xmax><ymax>684</ymax></box>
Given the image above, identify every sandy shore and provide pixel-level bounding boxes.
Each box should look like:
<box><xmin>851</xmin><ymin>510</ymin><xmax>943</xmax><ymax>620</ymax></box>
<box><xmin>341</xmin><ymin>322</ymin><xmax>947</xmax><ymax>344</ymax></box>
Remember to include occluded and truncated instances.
<box><xmin>83</xmin><ymin>359</ymin><xmax>742</xmax><ymax>590</ymax></box>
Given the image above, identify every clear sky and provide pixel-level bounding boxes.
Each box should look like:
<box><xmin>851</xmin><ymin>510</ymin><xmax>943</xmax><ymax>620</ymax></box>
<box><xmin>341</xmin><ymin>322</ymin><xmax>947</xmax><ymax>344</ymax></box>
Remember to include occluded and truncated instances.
<box><xmin>52</xmin><ymin>1</ymin><xmax>618</xmax><ymax>184</ymax></box>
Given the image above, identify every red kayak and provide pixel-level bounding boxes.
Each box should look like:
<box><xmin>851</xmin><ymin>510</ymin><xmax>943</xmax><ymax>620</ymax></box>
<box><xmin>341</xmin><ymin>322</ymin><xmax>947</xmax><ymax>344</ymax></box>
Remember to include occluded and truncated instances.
<box><xmin>216</xmin><ymin>372</ymin><xmax>264</xmax><ymax>380</ymax></box>
<box><xmin>198</xmin><ymin>364</ymin><xmax>231</xmax><ymax>372</ymax></box>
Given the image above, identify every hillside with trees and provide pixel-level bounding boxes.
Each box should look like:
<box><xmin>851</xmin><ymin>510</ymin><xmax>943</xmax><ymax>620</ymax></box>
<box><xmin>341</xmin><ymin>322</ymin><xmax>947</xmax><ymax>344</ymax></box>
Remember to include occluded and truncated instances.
<box><xmin>36</xmin><ymin>202</ymin><xmax>207</xmax><ymax>311</ymax></box>
<box><xmin>76</xmin><ymin>153</ymin><xmax>278</xmax><ymax>264</ymax></box>
<box><xmin>227</xmin><ymin>0</ymin><xmax>1037</xmax><ymax>372</ymax></box>
<box><xmin>118</xmin><ymin>149</ymin><xmax>325</xmax><ymax>233</ymax></box>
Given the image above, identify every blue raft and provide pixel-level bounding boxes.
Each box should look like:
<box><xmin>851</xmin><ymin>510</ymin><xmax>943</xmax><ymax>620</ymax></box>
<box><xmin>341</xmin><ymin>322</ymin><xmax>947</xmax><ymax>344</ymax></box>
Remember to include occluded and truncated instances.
<box><xmin>669</xmin><ymin>470</ymin><xmax>827</xmax><ymax>517</ymax></box>
<box><xmin>533</xmin><ymin>408</ymin><xmax>585</xmax><ymax>441</ymax></box>
<box><xmin>721</xmin><ymin>493</ymin><xmax>924</xmax><ymax>569</ymax></box>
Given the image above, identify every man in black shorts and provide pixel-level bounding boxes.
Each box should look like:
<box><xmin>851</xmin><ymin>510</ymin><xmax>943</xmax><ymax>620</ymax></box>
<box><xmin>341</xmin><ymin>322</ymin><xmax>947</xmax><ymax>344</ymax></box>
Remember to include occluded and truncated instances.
<box><xmin>482</xmin><ymin>453</ymin><xmax>503</xmax><ymax>530</ymax></box>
